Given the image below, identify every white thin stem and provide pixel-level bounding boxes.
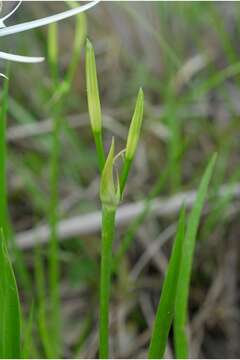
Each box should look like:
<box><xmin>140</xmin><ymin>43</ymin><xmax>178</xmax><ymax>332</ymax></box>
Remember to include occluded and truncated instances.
<box><xmin>0</xmin><ymin>1</ymin><xmax>22</xmax><ymax>25</ymax></box>
<box><xmin>0</xmin><ymin>0</ymin><xmax>100</xmax><ymax>37</ymax></box>
<box><xmin>0</xmin><ymin>51</ymin><xmax>44</xmax><ymax>63</ymax></box>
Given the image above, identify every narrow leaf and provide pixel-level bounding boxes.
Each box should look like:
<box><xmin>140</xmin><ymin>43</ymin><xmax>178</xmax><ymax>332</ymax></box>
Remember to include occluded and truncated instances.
<box><xmin>148</xmin><ymin>207</ymin><xmax>186</xmax><ymax>359</ymax></box>
<box><xmin>174</xmin><ymin>153</ymin><xmax>217</xmax><ymax>358</ymax></box>
<box><xmin>0</xmin><ymin>229</ymin><xmax>21</xmax><ymax>358</ymax></box>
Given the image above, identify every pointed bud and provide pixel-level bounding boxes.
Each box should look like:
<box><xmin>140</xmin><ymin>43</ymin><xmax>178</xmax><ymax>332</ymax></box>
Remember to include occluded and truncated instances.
<box><xmin>86</xmin><ymin>38</ymin><xmax>102</xmax><ymax>133</ymax></box>
<box><xmin>125</xmin><ymin>88</ymin><xmax>144</xmax><ymax>160</ymax></box>
<box><xmin>100</xmin><ymin>138</ymin><xmax>120</xmax><ymax>209</ymax></box>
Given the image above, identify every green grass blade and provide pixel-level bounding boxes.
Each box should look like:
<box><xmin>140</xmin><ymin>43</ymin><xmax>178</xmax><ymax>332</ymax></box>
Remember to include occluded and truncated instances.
<box><xmin>0</xmin><ymin>77</ymin><xmax>8</xmax><ymax>237</ymax></box>
<box><xmin>47</xmin><ymin>22</ymin><xmax>62</xmax><ymax>358</ymax></box>
<box><xmin>22</xmin><ymin>303</ymin><xmax>39</xmax><ymax>359</ymax></box>
<box><xmin>0</xmin><ymin>229</ymin><xmax>21</xmax><ymax>358</ymax></box>
<box><xmin>148</xmin><ymin>207</ymin><xmax>186</xmax><ymax>359</ymax></box>
<box><xmin>34</xmin><ymin>245</ymin><xmax>53</xmax><ymax>358</ymax></box>
<box><xmin>174</xmin><ymin>153</ymin><xmax>217</xmax><ymax>359</ymax></box>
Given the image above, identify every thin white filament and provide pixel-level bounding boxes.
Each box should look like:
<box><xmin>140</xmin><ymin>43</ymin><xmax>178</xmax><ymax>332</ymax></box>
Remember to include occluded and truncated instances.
<box><xmin>0</xmin><ymin>0</ymin><xmax>100</xmax><ymax>37</ymax></box>
<box><xmin>0</xmin><ymin>51</ymin><xmax>44</xmax><ymax>63</ymax></box>
<box><xmin>0</xmin><ymin>72</ymin><xmax>8</xmax><ymax>79</ymax></box>
<box><xmin>0</xmin><ymin>1</ymin><xmax>22</xmax><ymax>26</ymax></box>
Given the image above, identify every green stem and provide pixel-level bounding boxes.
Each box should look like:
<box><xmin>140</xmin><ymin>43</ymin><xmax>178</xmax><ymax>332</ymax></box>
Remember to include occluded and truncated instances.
<box><xmin>120</xmin><ymin>157</ymin><xmax>132</xmax><ymax>197</ymax></box>
<box><xmin>99</xmin><ymin>205</ymin><xmax>116</xmax><ymax>359</ymax></box>
<box><xmin>94</xmin><ymin>130</ymin><xmax>105</xmax><ymax>172</ymax></box>
<box><xmin>48</xmin><ymin>107</ymin><xmax>62</xmax><ymax>357</ymax></box>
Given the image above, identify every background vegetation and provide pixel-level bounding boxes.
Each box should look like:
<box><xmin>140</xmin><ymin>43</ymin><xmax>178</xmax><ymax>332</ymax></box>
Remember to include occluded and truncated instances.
<box><xmin>1</xmin><ymin>1</ymin><xmax>240</xmax><ymax>358</ymax></box>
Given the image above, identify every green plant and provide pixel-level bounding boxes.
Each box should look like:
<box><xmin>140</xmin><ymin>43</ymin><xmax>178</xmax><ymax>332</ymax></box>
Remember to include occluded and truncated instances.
<box><xmin>0</xmin><ymin>229</ymin><xmax>21</xmax><ymax>359</ymax></box>
<box><xmin>0</xmin><ymin>2</ymin><xmax>99</xmax><ymax>359</ymax></box>
<box><xmin>148</xmin><ymin>154</ymin><xmax>216</xmax><ymax>359</ymax></box>
<box><xmin>0</xmin><ymin>3</ymin><xmax>223</xmax><ymax>358</ymax></box>
<box><xmin>174</xmin><ymin>153</ymin><xmax>217</xmax><ymax>358</ymax></box>
<box><xmin>148</xmin><ymin>207</ymin><xmax>186</xmax><ymax>359</ymax></box>
<box><xmin>86</xmin><ymin>39</ymin><xmax>144</xmax><ymax>358</ymax></box>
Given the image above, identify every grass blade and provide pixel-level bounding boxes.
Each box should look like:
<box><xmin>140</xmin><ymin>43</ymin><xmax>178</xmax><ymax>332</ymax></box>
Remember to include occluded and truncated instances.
<box><xmin>0</xmin><ymin>229</ymin><xmax>21</xmax><ymax>358</ymax></box>
<box><xmin>148</xmin><ymin>207</ymin><xmax>186</xmax><ymax>359</ymax></box>
<box><xmin>0</xmin><ymin>77</ymin><xmax>8</xmax><ymax>237</ymax></box>
<box><xmin>174</xmin><ymin>153</ymin><xmax>217</xmax><ymax>358</ymax></box>
<box><xmin>47</xmin><ymin>22</ymin><xmax>62</xmax><ymax>358</ymax></box>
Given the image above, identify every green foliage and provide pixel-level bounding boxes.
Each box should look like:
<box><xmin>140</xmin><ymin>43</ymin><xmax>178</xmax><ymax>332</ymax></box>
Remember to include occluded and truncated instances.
<box><xmin>0</xmin><ymin>77</ymin><xmax>8</xmax><ymax>237</ymax></box>
<box><xmin>0</xmin><ymin>229</ymin><xmax>21</xmax><ymax>359</ymax></box>
<box><xmin>1</xmin><ymin>2</ymin><xmax>235</xmax><ymax>359</ymax></box>
<box><xmin>148</xmin><ymin>207</ymin><xmax>186</xmax><ymax>359</ymax></box>
<box><xmin>174</xmin><ymin>154</ymin><xmax>217</xmax><ymax>358</ymax></box>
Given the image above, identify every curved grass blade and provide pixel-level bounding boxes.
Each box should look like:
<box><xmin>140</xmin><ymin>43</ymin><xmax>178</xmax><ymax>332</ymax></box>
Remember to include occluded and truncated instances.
<box><xmin>148</xmin><ymin>207</ymin><xmax>186</xmax><ymax>359</ymax></box>
<box><xmin>0</xmin><ymin>229</ymin><xmax>21</xmax><ymax>358</ymax></box>
<box><xmin>174</xmin><ymin>153</ymin><xmax>217</xmax><ymax>359</ymax></box>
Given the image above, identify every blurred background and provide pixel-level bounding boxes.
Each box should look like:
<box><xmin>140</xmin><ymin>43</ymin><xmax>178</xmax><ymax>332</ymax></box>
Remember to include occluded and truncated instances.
<box><xmin>1</xmin><ymin>1</ymin><xmax>240</xmax><ymax>358</ymax></box>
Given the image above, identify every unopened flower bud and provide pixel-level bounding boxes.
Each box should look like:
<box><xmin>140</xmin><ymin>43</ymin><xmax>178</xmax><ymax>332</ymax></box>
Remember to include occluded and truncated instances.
<box><xmin>86</xmin><ymin>38</ymin><xmax>102</xmax><ymax>133</ymax></box>
<box><xmin>100</xmin><ymin>138</ymin><xmax>120</xmax><ymax>209</ymax></box>
<box><xmin>125</xmin><ymin>88</ymin><xmax>144</xmax><ymax>160</ymax></box>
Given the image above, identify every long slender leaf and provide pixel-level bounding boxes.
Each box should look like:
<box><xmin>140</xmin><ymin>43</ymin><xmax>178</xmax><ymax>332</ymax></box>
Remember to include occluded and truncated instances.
<box><xmin>174</xmin><ymin>153</ymin><xmax>217</xmax><ymax>358</ymax></box>
<box><xmin>0</xmin><ymin>229</ymin><xmax>21</xmax><ymax>358</ymax></box>
<box><xmin>148</xmin><ymin>207</ymin><xmax>186</xmax><ymax>359</ymax></box>
<box><xmin>0</xmin><ymin>76</ymin><xmax>8</xmax><ymax>237</ymax></box>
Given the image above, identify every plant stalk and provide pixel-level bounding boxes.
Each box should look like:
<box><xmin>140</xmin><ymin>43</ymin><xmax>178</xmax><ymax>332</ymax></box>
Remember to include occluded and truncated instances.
<box><xmin>94</xmin><ymin>130</ymin><xmax>105</xmax><ymax>172</ymax></box>
<box><xmin>99</xmin><ymin>205</ymin><xmax>116</xmax><ymax>359</ymax></box>
<box><xmin>120</xmin><ymin>157</ymin><xmax>132</xmax><ymax>197</ymax></box>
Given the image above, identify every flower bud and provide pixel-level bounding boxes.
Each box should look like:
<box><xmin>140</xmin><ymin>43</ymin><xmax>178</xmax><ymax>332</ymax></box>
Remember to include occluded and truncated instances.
<box><xmin>86</xmin><ymin>38</ymin><xmax>102</xmax><ymax>133</ymax></box>
<box><xmin>125</xmin><ymin>88</ymin><xmax>144</xmax><ymax>160</ymax></box>
<box><xmin>100</xmin><ymin>138</ymin><xmax>120</xmax><ymax>209</ymax></box>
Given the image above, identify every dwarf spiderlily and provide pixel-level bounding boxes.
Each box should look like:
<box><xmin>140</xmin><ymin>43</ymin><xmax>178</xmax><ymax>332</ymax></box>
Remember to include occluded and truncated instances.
<box><xmin>0</xmin><ymin>0</ymin><xmax>99</xmax><ymax>71</ymax></box>
<box><xmin>0</xmin><ymin>1</ymin><xmax>100</xmax><ymax>358</ymax></box>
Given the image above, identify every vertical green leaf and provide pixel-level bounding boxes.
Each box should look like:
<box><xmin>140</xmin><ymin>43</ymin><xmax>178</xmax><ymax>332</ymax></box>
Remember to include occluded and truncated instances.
<box><xmin>0</xmin><ymin>229</ymin><xmax>21</xmax><ymax>359</ymax></box>
<box><xmin>174</xmin><ymin>153</ymin><xmax>217</xmax><ymax>358</ymax></box>
<box><xmin>148</xmin><ymin>207</ymin><xmax>186</xmax><ymax>359</ymax></box>
<box><xmin>48</xmin><ymin>21</ymin><xmax>61</xmax><ymax>358</ymax></box>
<box><xmin>0</xmin><ymin>77</ymin><xmax>8</xmax><ymax>237</ymax></box>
